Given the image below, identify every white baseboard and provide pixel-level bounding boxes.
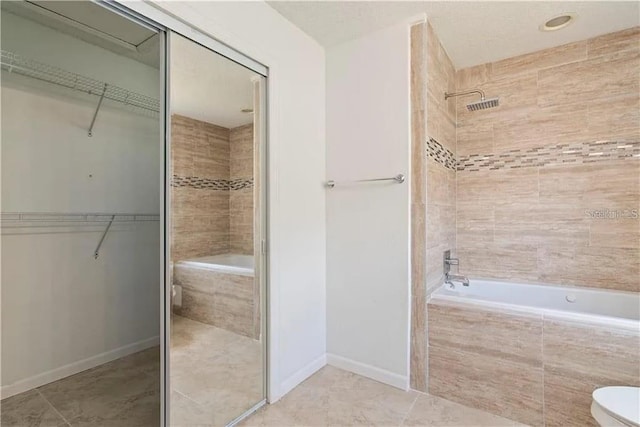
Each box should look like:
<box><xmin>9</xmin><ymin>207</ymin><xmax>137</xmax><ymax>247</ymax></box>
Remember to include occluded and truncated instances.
<box><xmin>327</xmin><ymin>353</ymin><xmax>409</xmax><ymax>391</ymax></box>
<box><xmin>277</xmin><ymin>353</ymin><xmax>327</xmax><ymax>401</ymax></box>
<box><xmin>1</xmin><ymin>336</ymin><xmax>160</xmax><ymax>400</ymax></box>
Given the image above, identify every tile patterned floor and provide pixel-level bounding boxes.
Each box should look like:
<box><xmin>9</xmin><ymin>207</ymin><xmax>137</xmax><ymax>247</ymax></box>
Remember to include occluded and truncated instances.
<box><xmin>2</xmin><ymin>327</ymin><xmax>527</xmax><ymax>427</ymax></box>
<box><xmin>170</xmin><ymin>315</ymin><xmax>264</xmax><ymax>426</ymax></box>
<box><xmin>0</xmin><ymin>347</ymin><xmax>160</xmax><ymax>427</ymax></box>
<box><xmin>241</xmin><ymin>366</ymin><xmax>527</xmax><ymax>427</ymax></box>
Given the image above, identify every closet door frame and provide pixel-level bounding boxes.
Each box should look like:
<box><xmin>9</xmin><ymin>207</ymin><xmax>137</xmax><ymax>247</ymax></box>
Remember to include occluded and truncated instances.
<box><xmin>95</xmin><ymin>2</ymin><xmax>270</xmax><ymax>426</ymax></box>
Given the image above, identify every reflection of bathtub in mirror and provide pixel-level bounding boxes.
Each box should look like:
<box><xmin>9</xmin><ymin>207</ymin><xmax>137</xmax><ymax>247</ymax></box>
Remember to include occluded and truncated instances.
<box><xmin>179</xmin><ymin>254</ymin><xmax>254</xmax><ymax>276</ymax></box>
<box><xmin>172</xmin><ymin>253</ymin><xmax>259</xmax><ymax>340</ymax></box>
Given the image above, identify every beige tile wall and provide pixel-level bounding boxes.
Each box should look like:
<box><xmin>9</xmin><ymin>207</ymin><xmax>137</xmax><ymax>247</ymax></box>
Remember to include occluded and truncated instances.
<box><xmin>171</xmin><ymin>115</ymin><xmax>254</xmax><ymax>261</ymax></box>
<box><xmin>230</xmin><ymin>123</ymin><xmax>254</xmax><ymax>255</ymax></box>
<box><xmin>410</xmin><ymin>22</ymin><xmax>428</xmax><ymax>392</ymax></box>
<box><xmin>428</xmin><ymin>300</ymin><xmax>640</xmax><ymax>427</ymax></box>
<box><xmin>171</xmin><ymin>114</ymin><xmax>231</xmax><ymax>261</ymax></box>
<box><xmin>425</xmin><ymin>22</ymin><xmax>457</xmax><ymax>291</ymax></box>
<box><xmin>428</xmin><ymin>302</ymin><xmax>544</xmax><ymax>426</ymax></box>
<box><xmin>455</xmin><ymin>27</ymin><xmax>640</xmax><ymax>292</ymax></box>
<box><xmin>174</xmin><ymin>264</ymin><xmax>258</xmax><ymax>339</ymax></box>
<box><xmin>410</xmin><ymin>20</ymin><xmax>459</xmax><ymax>393</ymax></box>
<box><xmin>543</xmin><ymin>319</ymin><xmax>640</xmax><ymax>426</ymax></box>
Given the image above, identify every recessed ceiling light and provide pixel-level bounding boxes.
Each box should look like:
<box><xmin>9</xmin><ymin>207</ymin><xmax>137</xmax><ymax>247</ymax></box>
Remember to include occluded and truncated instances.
<box><xmin>540</xmin><ymin>13</ymin><xmax>576</xmax><ymax>31</ymax></box>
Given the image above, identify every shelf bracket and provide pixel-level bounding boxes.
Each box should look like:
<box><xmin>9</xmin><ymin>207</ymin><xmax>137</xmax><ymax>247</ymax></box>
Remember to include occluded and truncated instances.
<box><xmin>88</xmin><ymin>83</ymin><xmax>107</xmax><ymax>137</ymax></box>
<box><xmin>94</xmin><ymin>215</ymin><xmax>115</xmax><ymax>259</ymax></box>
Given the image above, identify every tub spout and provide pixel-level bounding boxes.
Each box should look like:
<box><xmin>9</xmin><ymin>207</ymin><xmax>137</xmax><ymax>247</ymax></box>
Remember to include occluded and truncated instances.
<box><xmin>446</xmin><ymin>273</ymin><xmax>469</xmax><ymax>287</ymax></box>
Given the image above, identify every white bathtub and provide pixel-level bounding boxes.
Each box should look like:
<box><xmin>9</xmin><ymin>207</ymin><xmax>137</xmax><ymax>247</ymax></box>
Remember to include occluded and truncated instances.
<box><xmin>432</xmin><ymin>279</ymin><xmax>639</xmax><ymax>329</ymax></box>
<box><xmin>176</xmin><ymin>254</ymin><xmax>254</xmax><ymax>277</ymax></box>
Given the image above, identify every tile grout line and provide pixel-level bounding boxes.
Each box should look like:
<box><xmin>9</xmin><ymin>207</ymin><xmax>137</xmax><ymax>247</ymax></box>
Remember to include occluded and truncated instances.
<box><xmin>398</xmin><ymin>393</ymin><xmax>419</xmax><ymax>427</ymax></box>
<box><xmin>174</xmin><ymin>388</ymin><xmax>207</xmax><ymax>408</ymax></box>
<box><xmin>36</xmin><ymin>389</ymin><xmax>72</xmax><ymax>427</ymax></box>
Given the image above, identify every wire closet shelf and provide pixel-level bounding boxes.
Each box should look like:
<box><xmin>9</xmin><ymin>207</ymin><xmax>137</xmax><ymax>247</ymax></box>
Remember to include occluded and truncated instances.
<box><xmin>0</xmin><ymin>49</ymin><xmax>160</xmax><ymax>113</ymax></box>
<box><xmin>0</xmin><ymin>212</ymin><xmax>160</xmax><ymax>224</ymax></box>
<box><xmin>1</xmin><ymin>213</ymin><xmax>160</xmax><ymax>259</ymax></box>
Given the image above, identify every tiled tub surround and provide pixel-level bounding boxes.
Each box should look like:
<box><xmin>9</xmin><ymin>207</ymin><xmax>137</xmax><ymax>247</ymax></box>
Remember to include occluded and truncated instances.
<box><xmin>409</xmin><ymin>21</ymin><xmax>458</xmax><ymax>392</ymax></box>
<box><xmin>424</xmin><ymin>22</ymin><xmax>457</xmax><ymax>292</ymax></box>
<box><xmin>173</xmin><ymin>255</ymin><xmax>259</xmax><ymax>339</ymax></box>
<box><xmin>230</xmin><ymin>123</ymin><xmax>255</xmax><ymax>255</ymax></box>
<box><xmin>171</xmin><ymin>115</ymin><xmax>254</xmax><ymax>261</ymax></box>
<box><xmin>410</xmin><ymin>22</ymin><xmax>428</xmax><ymax>392</ymax></box>
<box><xmin>411</xmin><ymin>22</ymin><xmax>639</xmax><ymax>414</ymax></box>
<box><xmin>428</xmin><ymin>281</ymin><xmax>640</xmax><ymax>427</ymax></box>
<box><xmin>454</xmin><ymin>27</ymin><xmax>640</xmax><ymax>292</ymax></box>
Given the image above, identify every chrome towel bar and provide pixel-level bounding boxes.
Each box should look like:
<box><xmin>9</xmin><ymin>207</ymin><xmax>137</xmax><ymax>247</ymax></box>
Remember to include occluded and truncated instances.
<box><xmin>326</xmin><ymin>174</ymin><xmax>405</xmax><ymax>189</ymax></box>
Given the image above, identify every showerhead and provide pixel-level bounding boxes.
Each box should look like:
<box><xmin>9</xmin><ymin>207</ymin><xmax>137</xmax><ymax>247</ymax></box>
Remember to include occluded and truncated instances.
<box><xmin>444</xmin><ymin>89</ymin><xmax>500</xmax><ymax>112</ymax></box>
<box><xmin>466</xmin><ymin>97</ymin><xmax>499</xmax><ymax>111</ymax></box>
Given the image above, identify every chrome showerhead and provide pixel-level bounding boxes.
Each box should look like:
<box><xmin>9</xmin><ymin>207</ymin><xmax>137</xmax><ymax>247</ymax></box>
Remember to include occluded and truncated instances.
<box><xmin>444</xmin><ymin>89</ymin><xmax>500</xmax><ymax>112</ymax></box>
<box><xmin>466</xmin><ymin>97</ymin><xmax>499</xmax><ymax>111</ymax></box>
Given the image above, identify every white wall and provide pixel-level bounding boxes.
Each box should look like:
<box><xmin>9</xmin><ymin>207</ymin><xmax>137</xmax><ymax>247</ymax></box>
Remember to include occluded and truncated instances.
<box><xmin>1</xmin><ymin>12</ymin><xmax>160</xmax><ymax>397</ymax></box>
<box><xmin>325</xmin><ymin>20</ymin><xmax>412</xmax><ymax>389</ymax></box>
<box><xmin>142</xmin><ymin>1</ymin><xmax>327</xmax><ymax>401</ymax></box>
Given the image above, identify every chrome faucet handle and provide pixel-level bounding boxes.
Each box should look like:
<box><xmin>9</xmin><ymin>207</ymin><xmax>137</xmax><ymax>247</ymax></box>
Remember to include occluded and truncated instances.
<box><xmin>443</xmin><ymin>250</ymin><xmax>458</xmax><ymax>275</ymax></box>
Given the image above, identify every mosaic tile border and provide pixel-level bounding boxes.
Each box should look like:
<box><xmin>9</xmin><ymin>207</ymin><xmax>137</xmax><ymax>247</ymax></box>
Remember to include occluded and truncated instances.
<box><xmin>457</xmin><ymin>140</ymin><xmax>640</xmax><ymax>172</ymax></box>
<box><xmin>172</xmin><ymin>175</ymin><xmax>253</xmax><ymax>190</ymax></box>
<box><xmin>427</xmin><ymin>137</ymin><xmax>456</xmax><ymax>170</ymax></box>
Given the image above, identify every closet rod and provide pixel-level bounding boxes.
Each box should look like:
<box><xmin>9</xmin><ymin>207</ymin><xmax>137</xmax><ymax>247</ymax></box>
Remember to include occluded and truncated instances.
<box><xmin>0</xmin><ymin>49</ymin><xmax>160</xmax><ymax>114</ymax></box>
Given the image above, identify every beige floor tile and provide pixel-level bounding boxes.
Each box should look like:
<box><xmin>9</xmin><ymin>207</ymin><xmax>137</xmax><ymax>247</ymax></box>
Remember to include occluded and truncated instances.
<box><xmin>0</xmin><ymin>389</ymin><xmax>68</xmax><ymax>427</ymax></box>
<box><xmin>241</xmin><ymin>366</ymin><xmax>528</xmax><ymax>427</ymax></box>
<box><xmin>170</xmin><ymin>315</ymin><xmax>264</xmax><ymax>427</ymax></box>
<box><xmin>37</xmin><ymin>348</ymin><xmax>160</xmax><ymax>427</ymax></box>
<box><xmin>403</xmin><ymin>393</ymin><xmax>526</xmax><ymax>427</ymax></box>
<box><xmin>327</xmin><ymin>370</ymin><xmax>418</xmax><ymax>426</ymax></box>
<box><xmin>170</xmin><ymin>391</ymin><xmax>216</xmax><ymax>427</ymax></box>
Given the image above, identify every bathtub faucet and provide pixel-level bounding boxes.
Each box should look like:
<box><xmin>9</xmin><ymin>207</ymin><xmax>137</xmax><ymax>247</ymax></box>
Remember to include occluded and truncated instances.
<box><xmin>443</xmin><ymin>250</ymin><xmax>469</xmax><ymax>287</ymax></box>
<box><xmin>445</xmin><ymin>273</ymin><xmax>470</xmax><ymax>287</ymax></box>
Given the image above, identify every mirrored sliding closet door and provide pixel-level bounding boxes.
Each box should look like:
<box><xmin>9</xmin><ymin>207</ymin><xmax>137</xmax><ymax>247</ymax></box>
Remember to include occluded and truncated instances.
<box><xmin>167</xmin><ymin>32</ymin><xmax>267</xmax><ymax>426</ymax></box>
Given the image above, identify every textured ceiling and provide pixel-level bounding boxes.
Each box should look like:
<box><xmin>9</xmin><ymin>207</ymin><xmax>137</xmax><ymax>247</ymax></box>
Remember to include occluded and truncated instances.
<box><xmin>267</xmin><ymin>1</ymin><xmax>640</xmax><ymax>69</ymax></box>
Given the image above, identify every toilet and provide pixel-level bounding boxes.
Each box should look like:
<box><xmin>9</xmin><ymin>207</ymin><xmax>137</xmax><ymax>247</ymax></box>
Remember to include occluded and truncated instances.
<box><xmin>591</xmin><ymin>387</ymin><xmax>640</xmax><ymax>427</ymax></box>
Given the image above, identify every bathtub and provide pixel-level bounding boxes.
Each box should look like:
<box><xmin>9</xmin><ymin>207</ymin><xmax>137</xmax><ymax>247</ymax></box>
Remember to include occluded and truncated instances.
<box><xmin>176</xmin><ymin>253</ymin><xmax>254</xmax><ymax>277</ymax></box>
<box><xmin>432</xmin><ymin>279</ymin><xmax>639</xmax><ymax>329</ymax></box>
<box><xmin>172</xmin><ymin>253</ymin><xmax>259</xmax><ymax>339</ymax></box>
<box><xmin>427</xmin><ymin>279</ymin><xmax>640</xmax><ymax>426</ymax></box>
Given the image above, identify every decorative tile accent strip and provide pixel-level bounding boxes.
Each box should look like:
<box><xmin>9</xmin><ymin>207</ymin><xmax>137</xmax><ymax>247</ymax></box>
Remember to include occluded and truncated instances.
<box><xmin>457</xmin><ymin>140</ymin><xmax>640</xmax><ymax>172</ymax></box>
<box><xmin>427</xmin><ymin>137</ymin><xmax>457</xmax><ymax>170</ymax></box>
<box><xmin>172</xmin><ymin>175</ymin><xmax>253</xmax><ymax>190</ymax></box>
<box><xmin>228</xmin><ymin>178</ymin><xmax>254</xmax><ymax>190</ymax></box>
